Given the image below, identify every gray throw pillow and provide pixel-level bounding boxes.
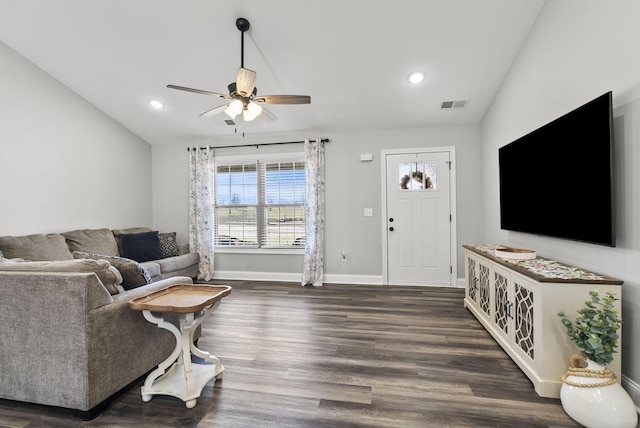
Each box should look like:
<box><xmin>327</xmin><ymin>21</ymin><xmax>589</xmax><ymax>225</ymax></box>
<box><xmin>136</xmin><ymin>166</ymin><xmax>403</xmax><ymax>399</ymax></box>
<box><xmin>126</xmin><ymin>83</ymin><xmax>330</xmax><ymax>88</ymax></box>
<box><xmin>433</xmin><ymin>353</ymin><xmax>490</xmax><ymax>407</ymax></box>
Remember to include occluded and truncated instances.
<box><xmin>73</xmin><ymin>251</ymin><xmax>152</xmax><ymax>290</ymax></box>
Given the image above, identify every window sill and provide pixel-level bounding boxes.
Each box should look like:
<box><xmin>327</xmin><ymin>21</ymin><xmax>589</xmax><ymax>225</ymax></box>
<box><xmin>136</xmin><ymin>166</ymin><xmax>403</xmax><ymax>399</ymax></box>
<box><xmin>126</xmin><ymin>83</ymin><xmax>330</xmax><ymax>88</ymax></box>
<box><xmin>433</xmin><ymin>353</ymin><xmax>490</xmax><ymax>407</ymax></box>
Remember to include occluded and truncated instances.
<box><xmin>214</xmin><ymin>247</ymin><xmax>305</xmax><ymax>255</ymax></box>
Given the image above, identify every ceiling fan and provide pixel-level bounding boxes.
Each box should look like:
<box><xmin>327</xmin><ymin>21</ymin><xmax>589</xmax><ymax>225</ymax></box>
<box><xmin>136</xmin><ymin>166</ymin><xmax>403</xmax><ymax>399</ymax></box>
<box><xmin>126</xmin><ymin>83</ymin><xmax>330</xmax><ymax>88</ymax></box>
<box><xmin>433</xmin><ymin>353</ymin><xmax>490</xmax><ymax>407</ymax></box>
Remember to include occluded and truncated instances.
<box><xmin>167</xmin><ymin>17</ymin><xmax>311</xmax><ymax>122</ymax></box>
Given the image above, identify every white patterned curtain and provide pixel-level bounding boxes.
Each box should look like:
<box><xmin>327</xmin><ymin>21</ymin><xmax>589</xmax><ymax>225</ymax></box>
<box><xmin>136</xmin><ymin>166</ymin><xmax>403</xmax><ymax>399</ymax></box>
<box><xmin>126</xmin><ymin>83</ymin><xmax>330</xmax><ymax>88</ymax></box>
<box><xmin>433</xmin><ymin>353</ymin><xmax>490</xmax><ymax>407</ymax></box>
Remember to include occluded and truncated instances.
<box><xmin>301</xmin><ymin>138</ymin><xmax>325</xmax><ymax>287</ymax></box>
<box><xmin>189</xmin><ymin>147</ymin><xmax>215</xmax><ymax>281</ymax></box>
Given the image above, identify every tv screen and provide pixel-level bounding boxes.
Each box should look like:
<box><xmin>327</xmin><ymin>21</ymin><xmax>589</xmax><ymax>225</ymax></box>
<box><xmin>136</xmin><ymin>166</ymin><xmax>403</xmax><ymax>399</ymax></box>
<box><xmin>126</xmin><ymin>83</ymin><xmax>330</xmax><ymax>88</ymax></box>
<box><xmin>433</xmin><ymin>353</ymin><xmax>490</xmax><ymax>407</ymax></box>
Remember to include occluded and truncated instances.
<box><xmin>498</xmin><ymin>91</ymin><xmax>615</xmax><ymax>246</ymax></box>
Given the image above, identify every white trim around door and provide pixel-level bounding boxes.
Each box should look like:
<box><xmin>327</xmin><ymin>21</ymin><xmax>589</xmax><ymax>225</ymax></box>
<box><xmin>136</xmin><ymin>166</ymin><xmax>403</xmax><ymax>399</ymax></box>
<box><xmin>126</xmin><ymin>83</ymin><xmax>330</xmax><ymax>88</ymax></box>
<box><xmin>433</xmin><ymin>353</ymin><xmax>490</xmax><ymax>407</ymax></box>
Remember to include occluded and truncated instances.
<box><xmin>381</xmin><ymin>147</ymin><xmax>457</xmax><ymax>286</ymax></box>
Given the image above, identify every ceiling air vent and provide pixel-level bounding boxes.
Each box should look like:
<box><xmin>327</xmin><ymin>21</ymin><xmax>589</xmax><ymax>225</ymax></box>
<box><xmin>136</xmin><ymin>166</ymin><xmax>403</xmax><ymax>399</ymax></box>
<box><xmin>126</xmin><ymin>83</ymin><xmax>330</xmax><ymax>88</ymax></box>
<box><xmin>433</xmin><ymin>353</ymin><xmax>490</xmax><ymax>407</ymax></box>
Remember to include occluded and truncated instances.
<box><xmin>224</xmin><ymin>119</ymin><xmax>236</xmax><ymax>126</ymax></box>
<box><xmin>441</xmin><ymin>100</ymin><xmax>469</xmax><ymax>109</ymax></box>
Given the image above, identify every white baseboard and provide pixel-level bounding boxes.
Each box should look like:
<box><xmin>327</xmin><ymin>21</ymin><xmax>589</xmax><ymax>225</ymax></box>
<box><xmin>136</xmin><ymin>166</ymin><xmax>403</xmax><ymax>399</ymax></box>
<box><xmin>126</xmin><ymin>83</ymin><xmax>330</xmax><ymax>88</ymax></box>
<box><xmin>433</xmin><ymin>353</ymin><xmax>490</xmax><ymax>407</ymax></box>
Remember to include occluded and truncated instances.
<box><xmin>212</xmin><ymin>270</ymin><xmax>384</xmax><ymax>285</ymax></box>
<box><xmin>621</xmin><ymin>374</ymin><xmax>640</xmax><ymax>415</ymax></box>
<box><xmin>213</xmin><ymin>271</ymin><xmax>467</xmax><ymax>287</ymax></box>
<box><xmin>212</xmin><ymin>270</ymin><xmax>301</xmax><ymax>283</ymax></box>
<box><xmin>322</xmin><ymin>274</ymin><xmax>385</xmax><ymax>285</ymax></box>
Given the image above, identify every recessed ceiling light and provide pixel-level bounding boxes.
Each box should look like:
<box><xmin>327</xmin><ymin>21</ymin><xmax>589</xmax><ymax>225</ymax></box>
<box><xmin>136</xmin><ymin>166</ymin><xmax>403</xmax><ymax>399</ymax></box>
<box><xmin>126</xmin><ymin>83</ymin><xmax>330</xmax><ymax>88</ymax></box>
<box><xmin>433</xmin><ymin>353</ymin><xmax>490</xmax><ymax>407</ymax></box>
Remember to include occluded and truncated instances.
<box><xmin>149</xmin><ymin>99</ymin><xmax>165</xmax><ymax>109</ymax></box>
<box><xmin>408</xmin><ymin>71</ymin><xmax>425</xmax><ymax>84</ymax></box>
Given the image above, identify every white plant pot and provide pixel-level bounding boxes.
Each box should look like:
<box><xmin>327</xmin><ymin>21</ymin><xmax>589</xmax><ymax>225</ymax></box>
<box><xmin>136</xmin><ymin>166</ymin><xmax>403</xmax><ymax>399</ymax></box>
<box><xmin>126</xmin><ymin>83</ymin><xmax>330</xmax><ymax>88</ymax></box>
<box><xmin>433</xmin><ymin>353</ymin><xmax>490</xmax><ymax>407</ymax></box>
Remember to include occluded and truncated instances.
<box><xmin>560</xmin><ymin>359</ymin><xmax>638</xmax><ymax>428</ymax></box>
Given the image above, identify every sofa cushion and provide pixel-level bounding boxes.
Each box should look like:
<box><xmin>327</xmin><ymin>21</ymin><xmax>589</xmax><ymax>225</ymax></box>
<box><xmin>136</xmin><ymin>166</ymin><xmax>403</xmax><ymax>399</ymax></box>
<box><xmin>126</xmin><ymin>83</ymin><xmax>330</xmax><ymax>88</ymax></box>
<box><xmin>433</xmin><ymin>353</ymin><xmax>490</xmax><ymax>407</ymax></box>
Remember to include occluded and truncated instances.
<box><xmin>156</xmin><ymin>253</ymin><xmax>200</xmax><ymax>274</ymax></box>
<box><xmin>140</xmin><ymin>261</ymin><xmax>161</xmax><ymax>278</ymax></box>
<box><xmin>73</xmin><ymin>251</ymin><xmax>152</xmax><ymax>290</ymax></box>
<box><xmin>112</xmin><ymin>227</ymin><xmax>152</xmax><ymax>236</ymax></box>
<box><xmin>159</xmin><ymin>232</ymin><xmax>179</xmax><ymax>258</ymax></box>
<box><xmin>0</xmin><ymin>258</ymin><xmax>120</xmax><ymax>295</ymax></box>
<box><xmin>118</xmin><ymin>231</ymin><xmax>163</xmax><ymax>263</ymax></box>
<box><xmin>62</xmin><ymin>228</ymin><xmax>119</xmax><ymax>256</ymax></box>
<box><xmin>0</xmin><ymin>233</ymin><xmax>73</xmax><ymax>261</ymax></box>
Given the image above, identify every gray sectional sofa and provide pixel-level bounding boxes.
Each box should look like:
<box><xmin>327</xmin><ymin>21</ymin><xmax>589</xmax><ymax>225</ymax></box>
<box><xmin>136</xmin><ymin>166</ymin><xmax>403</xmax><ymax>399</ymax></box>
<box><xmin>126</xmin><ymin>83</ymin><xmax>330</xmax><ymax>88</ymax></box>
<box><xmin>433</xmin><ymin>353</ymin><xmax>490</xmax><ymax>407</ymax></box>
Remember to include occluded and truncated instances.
<box><xmin>0</xmin><ymin>227</ymin><xmax>202</xmax><ymax>417</ymax></box>
<box><xmin>0</xmin><ymin>227</ymin><xmax>199</xmax><ymax>283</ymax></box>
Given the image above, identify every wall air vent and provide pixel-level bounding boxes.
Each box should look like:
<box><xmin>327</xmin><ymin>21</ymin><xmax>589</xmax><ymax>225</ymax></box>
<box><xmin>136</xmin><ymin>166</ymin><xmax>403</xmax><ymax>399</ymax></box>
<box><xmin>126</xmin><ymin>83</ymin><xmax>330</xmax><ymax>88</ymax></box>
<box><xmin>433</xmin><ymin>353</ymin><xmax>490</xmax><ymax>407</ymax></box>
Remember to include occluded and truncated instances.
<box><xmin>441</xmin><ymin>100</ymin><xmax>469</xmax><ymax>109</ymax></box>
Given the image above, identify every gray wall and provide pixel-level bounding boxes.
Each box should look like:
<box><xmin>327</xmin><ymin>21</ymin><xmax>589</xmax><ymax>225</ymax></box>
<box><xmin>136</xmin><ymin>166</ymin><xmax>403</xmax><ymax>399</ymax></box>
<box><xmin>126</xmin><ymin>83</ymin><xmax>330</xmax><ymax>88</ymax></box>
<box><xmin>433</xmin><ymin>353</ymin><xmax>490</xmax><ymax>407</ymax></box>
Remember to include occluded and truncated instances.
<box><xmin>481</xmin><ymin>0</ymin><xmax>640</xmax><ymax>404</ymax></box>
<box><xmin>152</xmin><ymin>126</ymin><xmax>483</xmax><ymax>283</ymax></box>
<box><xmin>0</xmin><ymin>41</ymin><xmax>153</xmax><ymax>235</ymax></box>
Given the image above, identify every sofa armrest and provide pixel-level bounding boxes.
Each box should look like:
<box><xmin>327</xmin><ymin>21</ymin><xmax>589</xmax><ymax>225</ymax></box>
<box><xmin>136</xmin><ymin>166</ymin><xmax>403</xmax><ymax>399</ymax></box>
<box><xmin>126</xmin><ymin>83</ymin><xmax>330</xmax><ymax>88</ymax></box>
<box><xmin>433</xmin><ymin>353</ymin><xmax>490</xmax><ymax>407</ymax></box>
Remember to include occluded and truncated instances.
<box><xmin>178</xmin><ymin>243</ymin><xmax>190</xmax><ymax>255</ymax></box>
<box><xmin>0</xmin><ymin>271</ymin><xmax>113</xmax><ymax>410</ymax></box>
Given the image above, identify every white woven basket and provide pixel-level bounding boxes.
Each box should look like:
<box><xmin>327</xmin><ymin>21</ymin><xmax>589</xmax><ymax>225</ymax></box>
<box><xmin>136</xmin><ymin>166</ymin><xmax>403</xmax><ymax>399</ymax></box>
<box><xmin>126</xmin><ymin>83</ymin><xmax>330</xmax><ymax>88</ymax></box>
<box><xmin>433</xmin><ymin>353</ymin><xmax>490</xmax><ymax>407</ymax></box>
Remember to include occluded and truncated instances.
<box><xmin>494</xmin><ymin>247</ymin><xmax>536</xmax><ymax>260</ymax></box>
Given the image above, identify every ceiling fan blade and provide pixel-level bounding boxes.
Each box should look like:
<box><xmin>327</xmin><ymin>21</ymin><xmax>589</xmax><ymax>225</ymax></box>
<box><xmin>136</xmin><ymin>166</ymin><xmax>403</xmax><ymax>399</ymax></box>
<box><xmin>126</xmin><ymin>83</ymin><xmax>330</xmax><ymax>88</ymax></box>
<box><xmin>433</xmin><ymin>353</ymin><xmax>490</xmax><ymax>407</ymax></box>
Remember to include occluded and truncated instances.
<box><xmin>167</xmin><ymin>84</ymin><xmax>230</xmax><ymax>98</ymax></box>
<box><xmin>235</xmin><ymin>68</ymin><xmax>256</xmax><ymax>97</ymax></box>
<box><xmin>255</xmin><ymin>95</ymin><xmax>311</xmax><ymax>104</ymax></box>
<box><xmin>258</xmin><ymin>107</ymin><xmax>278</xmax><ymax>122</ymax></box>
<box><xmin>199</xmin><ymin>104</ymin><xmax>230</xmax><ymax>118</ymax></box>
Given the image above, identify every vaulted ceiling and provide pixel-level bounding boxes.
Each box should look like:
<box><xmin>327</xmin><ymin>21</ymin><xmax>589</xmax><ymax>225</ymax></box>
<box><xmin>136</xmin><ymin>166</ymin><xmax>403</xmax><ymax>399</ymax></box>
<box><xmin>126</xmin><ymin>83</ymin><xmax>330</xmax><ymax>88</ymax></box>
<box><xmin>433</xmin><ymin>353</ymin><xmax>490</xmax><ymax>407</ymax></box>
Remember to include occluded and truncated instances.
<box><xmin>0</xmin><ymin>0</ymin><xmax>545</xmax><ymax>145</ymax></box>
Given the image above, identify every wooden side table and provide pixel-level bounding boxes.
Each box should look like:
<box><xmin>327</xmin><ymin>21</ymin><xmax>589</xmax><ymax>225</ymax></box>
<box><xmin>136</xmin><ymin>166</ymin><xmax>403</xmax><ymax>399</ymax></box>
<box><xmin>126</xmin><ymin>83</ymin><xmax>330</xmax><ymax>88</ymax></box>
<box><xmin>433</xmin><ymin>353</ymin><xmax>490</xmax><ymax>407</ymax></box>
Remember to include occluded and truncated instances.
<box><xmin>128</xmin><ymin>284</ymin><xmax>232</xmax><ymax>408</ymax></box>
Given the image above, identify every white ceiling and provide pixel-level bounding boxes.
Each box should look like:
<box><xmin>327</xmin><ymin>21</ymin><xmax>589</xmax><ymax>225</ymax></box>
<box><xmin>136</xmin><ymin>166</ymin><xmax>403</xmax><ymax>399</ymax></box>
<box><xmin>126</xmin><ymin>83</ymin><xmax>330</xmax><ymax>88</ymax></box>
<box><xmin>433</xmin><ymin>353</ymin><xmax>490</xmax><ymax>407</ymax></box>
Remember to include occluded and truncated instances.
<box><xmin>0</xmin><ymin>0</ymin><xmax>545</xmax><ymax>146</ymax></box>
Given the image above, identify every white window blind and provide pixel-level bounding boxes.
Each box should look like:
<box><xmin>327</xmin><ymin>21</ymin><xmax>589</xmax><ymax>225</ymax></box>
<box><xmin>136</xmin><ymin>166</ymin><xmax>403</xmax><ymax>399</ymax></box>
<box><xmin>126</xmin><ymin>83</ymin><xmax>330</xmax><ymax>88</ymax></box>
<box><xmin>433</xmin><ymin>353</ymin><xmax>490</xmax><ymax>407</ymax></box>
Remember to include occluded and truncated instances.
<box><xmin>261</xmin><ymin>160</ymin><xmax>306</xmax><ymax>247</ymax></box>
<box><xmin>215</xmin><ymin>163</ymin><xmax>258</xmax><ymax>246</ymax></box>
<box><xmin>214</xmin><ymin>156</ymin><xmax>306</xmax><ymax>248</ymax></box>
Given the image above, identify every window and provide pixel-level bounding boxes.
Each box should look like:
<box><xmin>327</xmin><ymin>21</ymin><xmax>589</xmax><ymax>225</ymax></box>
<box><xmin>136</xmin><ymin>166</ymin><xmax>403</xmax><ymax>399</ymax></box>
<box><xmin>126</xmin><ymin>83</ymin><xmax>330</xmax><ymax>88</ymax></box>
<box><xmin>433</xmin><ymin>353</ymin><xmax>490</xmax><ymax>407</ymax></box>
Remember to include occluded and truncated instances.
<box><xmin>214</xmin><ymin>155</ymin><xmax>306</xmax><ymax>249</ymax></box>
<box><xmin>398</xmin><ymin>161</ymin><xmax>437</xmax><ymax>190</ymax></box>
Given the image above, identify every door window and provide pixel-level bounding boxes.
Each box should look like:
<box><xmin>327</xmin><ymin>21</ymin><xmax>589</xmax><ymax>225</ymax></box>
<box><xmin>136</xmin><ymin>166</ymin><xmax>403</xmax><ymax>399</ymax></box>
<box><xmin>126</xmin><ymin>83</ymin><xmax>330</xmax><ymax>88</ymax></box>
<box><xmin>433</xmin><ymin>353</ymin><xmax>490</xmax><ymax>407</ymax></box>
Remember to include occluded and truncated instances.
<box><xmin>398</xmin><ymin>161</ymin><xmax>437</xmax><ymax>190</ymax></box>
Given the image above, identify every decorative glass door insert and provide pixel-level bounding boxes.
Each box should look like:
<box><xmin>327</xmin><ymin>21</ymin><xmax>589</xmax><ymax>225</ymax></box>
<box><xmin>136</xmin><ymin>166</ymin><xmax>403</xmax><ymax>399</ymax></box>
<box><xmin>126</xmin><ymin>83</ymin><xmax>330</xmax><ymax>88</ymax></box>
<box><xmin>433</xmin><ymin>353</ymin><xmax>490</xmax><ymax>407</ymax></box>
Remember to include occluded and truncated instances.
<box><xmin>398</xmin><ymin>161</ymin><xmax>437</xmax><ymax>190</ymax></box>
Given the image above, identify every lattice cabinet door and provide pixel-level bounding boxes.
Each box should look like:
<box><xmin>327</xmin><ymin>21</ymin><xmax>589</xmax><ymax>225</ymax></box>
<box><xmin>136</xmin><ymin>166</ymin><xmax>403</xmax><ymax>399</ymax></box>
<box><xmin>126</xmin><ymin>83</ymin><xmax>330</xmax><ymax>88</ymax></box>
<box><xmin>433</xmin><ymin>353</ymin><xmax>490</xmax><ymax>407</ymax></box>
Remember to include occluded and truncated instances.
<box><xmin>511</xmin><ymin>275</ymin><xmax>536</xmax><ymax>364</ymax></box>
<box><xmin>492</xmin><ymin>264</ymin><xmax>512</xmax><ymax>345</ymax></box>
<box><xmin>465</xmin><ymin>253</ymin><xmax>492</xmax><ymax>323</ymax></box>
<box><xmin>477</xmin><ymin>260</ymin><xmax>491</xmax><ymax>320</ymax></box>
<box><xmin>465</xmin><ymin>254</ymin><xmax>479</xmax><ymax>305</ymax></box>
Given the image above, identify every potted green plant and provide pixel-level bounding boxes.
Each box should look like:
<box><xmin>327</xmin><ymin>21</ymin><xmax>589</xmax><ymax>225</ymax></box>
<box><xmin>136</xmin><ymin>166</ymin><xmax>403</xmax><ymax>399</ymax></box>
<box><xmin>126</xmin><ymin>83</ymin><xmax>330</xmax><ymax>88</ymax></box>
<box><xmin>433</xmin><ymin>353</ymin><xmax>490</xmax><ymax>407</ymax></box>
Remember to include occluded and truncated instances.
<box><xmin>557</xmin><ymin>290</ymin><xmax>621</xmax><ymax>366</ymax></box>
<box><xmin>556</xmin><ymin>291</ymin><xmax>637</xmax><ymax>428</ymax></box>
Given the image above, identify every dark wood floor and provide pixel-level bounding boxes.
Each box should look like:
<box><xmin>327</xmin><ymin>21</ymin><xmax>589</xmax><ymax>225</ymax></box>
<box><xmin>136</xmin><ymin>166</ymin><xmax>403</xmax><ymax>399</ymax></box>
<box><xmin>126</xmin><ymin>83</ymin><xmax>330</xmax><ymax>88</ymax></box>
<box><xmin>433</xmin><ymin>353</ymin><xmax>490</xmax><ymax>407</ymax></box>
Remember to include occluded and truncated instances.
<box><xmin>0</xmin><ymin>281</ymin><xmax>585</xmax><ymax>427</ymax></box>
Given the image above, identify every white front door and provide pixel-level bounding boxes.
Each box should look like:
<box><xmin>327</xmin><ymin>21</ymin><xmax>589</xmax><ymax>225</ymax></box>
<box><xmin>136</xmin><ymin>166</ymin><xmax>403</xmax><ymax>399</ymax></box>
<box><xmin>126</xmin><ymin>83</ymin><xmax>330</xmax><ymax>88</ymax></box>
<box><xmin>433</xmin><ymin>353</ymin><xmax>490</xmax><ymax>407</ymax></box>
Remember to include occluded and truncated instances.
<box><xmin>384</xmin><ymin>150</ymin><xmax>453</xmax><ymax>286</ymax></box>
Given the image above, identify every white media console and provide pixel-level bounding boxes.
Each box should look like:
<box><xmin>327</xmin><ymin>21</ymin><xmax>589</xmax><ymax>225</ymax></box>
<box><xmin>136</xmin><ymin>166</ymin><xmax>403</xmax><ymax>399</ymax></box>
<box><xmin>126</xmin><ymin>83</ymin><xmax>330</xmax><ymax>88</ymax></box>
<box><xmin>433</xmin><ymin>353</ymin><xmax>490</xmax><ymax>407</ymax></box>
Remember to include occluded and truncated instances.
<box><xmin>463</xmin><ymin>244</ymin><xmax>623</xmax><ymax>398</ymax></box>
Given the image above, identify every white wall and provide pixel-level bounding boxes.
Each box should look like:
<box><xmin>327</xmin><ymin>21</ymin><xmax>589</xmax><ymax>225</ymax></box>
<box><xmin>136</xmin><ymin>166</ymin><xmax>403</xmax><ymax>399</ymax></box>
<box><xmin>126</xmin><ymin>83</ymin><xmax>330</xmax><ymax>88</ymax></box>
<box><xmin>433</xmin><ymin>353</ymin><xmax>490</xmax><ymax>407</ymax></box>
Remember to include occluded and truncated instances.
<box><xmin>0</xmin><ymin>41</ymin><xmax>153</xmax><ymax>235</ymax></box>
<box><xmin>481</xmin><ymin>0</ymin><xmax>640</xmax><ymax>402</ymax></box>
<box><xmin>152</xmin><ymin>125</ymin><xmax>483</xmax><ymax>283</ymax></box>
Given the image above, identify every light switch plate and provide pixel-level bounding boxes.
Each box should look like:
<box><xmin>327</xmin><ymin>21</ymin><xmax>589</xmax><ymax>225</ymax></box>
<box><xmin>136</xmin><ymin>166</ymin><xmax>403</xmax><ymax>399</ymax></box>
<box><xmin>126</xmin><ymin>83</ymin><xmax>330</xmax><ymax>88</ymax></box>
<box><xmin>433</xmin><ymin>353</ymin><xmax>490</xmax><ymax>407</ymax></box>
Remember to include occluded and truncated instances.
<box><xmin>364</xmin><ymin>208</ymin><xmax>373</xmax><ymax>217</ymax></box>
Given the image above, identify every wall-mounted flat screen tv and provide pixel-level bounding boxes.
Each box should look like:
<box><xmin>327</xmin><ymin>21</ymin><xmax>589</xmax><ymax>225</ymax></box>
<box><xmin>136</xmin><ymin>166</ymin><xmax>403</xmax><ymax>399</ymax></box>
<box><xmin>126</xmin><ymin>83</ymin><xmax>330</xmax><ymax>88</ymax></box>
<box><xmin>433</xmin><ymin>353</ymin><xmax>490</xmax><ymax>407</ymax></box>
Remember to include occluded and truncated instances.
<box><xmin>498</xmin><ymin>91</ymin><xmax>615</xmax><ymax>246</ymax></box>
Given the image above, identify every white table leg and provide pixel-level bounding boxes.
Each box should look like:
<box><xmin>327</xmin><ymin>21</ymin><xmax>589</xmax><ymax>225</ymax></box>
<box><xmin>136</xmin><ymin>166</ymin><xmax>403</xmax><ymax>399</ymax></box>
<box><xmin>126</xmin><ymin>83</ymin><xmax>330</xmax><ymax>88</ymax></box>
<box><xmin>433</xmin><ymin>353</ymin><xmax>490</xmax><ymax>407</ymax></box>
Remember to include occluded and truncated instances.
<box><xmin>139</xmin><ymin>304</ymin><xmax>225</xmax><ymax>408</ymax></box>
<box><xmin>141</xmin><ymin>310</ymin><xmax>182</xmax><ymax>402</ymax></box>
<box><xmin>189</xmin><ymin>302</ymin><xmax>225</xmax><ymax>379</ymax></box>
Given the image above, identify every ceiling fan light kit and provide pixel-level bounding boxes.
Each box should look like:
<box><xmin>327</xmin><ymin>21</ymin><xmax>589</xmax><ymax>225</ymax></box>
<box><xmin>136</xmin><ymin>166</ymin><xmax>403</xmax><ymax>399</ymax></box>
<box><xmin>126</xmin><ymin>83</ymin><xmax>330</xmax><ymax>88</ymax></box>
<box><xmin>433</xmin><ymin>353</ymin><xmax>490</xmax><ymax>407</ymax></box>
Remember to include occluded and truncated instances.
<box><xmin>224</xmin><ymin>100</ymin><xmax>243</xmax><ymax>119</ymax></box>
<box><xmin>243</xmin><ymin>102</ymin><xmax>263</xmax><ymax>121</ymax></box>
<box><xmin>167</xmin><ymin>17</ymin><xmax>310</xmax><ymax>124</ymax></box>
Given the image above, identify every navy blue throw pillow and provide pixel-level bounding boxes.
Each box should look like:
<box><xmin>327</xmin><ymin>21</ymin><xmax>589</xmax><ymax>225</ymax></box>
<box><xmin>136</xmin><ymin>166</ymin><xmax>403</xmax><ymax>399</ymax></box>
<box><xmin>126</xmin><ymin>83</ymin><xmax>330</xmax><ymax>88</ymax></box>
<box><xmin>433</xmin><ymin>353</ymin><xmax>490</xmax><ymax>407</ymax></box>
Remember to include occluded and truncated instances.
<box><xmin>118</xmin><ymin>231</ymin><xmax>163</xmax><ymax>263</ymax></box>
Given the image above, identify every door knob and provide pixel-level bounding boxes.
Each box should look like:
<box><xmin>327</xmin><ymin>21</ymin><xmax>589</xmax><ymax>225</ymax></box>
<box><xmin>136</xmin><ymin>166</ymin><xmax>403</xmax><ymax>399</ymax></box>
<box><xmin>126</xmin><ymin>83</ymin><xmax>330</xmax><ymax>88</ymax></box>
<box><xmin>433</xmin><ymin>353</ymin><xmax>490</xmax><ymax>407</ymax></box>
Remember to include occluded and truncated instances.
<box><xmin>389</xmin><ymin>227</ymin><xmax>394</xmax><ymax>232</ymax></box>
<box><xmin>389</xmin><ymin>218</ymin><xmax>394</xmax><ymax>222</ymax></box>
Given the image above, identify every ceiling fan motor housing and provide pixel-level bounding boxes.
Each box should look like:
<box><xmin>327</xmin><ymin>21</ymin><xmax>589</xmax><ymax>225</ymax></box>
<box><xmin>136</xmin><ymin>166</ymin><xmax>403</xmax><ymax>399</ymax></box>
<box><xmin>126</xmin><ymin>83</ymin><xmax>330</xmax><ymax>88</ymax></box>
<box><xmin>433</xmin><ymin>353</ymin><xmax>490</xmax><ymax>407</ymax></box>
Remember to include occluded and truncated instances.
<box><xmin>227</xmin><ymin>82</ymin><xmax>257</xmax><ymax>99</ymax></box>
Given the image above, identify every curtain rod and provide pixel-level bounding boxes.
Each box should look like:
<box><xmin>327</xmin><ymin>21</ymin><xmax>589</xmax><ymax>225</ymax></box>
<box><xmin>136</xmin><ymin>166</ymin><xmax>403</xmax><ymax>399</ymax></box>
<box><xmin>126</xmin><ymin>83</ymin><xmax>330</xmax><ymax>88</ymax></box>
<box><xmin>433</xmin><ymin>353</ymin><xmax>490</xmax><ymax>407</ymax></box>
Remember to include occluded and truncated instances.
<box><xmin>187</xmin><ymin>138</ymin><xmax>329</xmax><ymax>151</ymax></box>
